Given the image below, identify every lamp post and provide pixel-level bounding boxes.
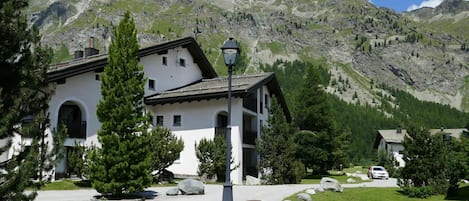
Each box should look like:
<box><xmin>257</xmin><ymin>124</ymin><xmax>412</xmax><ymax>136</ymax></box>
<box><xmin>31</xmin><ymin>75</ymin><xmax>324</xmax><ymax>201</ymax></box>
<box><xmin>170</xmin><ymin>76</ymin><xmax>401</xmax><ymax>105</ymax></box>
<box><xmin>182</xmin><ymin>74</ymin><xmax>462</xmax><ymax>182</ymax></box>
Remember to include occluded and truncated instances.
<box><xmin>221</xmin><ymin>37</ymin><xmax>240</xmax><ymax>201</ymax></box>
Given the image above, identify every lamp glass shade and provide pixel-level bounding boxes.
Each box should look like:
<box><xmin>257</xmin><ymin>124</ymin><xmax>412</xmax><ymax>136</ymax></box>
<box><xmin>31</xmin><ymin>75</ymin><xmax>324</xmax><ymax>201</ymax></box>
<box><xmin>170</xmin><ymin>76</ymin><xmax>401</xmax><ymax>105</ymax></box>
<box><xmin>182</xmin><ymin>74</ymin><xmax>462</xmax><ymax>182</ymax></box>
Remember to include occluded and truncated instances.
<box><xmin>223</xmin><ymin>49</ymin><xmax>238</xmax><ymax>66</ymax></box>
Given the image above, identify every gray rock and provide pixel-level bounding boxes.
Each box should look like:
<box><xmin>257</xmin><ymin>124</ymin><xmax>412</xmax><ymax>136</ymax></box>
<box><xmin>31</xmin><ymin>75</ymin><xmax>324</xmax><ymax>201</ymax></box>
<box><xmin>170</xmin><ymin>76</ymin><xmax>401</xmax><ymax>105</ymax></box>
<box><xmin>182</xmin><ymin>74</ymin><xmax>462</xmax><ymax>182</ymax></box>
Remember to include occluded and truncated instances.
<box><xmin>305</xmin><ymin>189</ymin><xmax>316</xmax><ymax>195</ymax></box>
<box><xmin>245</xmin><ymin>175</ymin><xmax>260</xmax><ymax>185</ymax></box>
<box><xmin>166</xmin><ymin>188</ymin><xmax>179</xmax><ymax>196</ymax></box>
<box><xmin>315</xmin><ymin>186</ymin><xmax>325</xmax><ymax>193</ymax></box>
<box><xmin>346</xmin><ymin>178</ymin><xmax>356</xmax><ymax>183</ymax></box>
<box><xmin>320</xmin><ymin>177</ymin><xmax>343</xmax><ymax>192</ymax></box>
<box><xmin>177</xmin><ymin>179</ymin><xmax>205</xmax><ymax>195</ymax></box>
<box><xmin>297</xmin><ymin>193</ymin><xmax>312</xmax><ymax>201</ymax></box>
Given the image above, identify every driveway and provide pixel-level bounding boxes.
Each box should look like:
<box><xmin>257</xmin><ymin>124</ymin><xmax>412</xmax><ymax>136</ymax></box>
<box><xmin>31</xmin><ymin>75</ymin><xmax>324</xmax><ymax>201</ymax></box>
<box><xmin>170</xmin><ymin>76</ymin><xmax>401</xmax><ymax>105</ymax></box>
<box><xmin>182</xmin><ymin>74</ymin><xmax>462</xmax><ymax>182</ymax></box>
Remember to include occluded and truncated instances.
<box><xmin>35</xmin><ymin>178</ymin><xmax>398</xmax><ymax>201</ymax></box>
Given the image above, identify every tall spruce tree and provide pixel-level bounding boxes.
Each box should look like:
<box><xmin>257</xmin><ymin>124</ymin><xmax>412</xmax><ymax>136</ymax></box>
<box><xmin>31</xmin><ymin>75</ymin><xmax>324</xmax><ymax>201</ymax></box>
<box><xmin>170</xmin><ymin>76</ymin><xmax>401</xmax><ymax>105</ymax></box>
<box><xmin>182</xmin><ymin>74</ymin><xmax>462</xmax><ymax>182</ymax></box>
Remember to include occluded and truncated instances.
<box><xmin>0</xmin><ymin>0</ymin><xmax>52</xmax><ymax>200</ymax></box>
<box><xmin>87</xmin><ymin>11</ymin><xmax>151</xmax><ymax>196</ymax></box>
<box><xmin>257</xmin><ymin>97</ymin><xmax>304</xmax><ymax>184</ymax></box>
<box><xmin>293</xmin><ymin>65</ymin><xmax>349</xmax><ymax>173</ymax></box>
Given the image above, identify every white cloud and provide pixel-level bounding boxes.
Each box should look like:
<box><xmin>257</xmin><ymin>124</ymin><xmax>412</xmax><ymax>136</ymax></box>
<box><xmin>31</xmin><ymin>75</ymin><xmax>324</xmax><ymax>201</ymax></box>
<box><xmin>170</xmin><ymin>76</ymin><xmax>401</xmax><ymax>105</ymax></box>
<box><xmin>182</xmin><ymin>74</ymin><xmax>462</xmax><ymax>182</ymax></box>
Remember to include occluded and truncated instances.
<box><xmin>407</xmin><ymin>0</ymin><xmax>444</xmax><ymax>11</ymax></box>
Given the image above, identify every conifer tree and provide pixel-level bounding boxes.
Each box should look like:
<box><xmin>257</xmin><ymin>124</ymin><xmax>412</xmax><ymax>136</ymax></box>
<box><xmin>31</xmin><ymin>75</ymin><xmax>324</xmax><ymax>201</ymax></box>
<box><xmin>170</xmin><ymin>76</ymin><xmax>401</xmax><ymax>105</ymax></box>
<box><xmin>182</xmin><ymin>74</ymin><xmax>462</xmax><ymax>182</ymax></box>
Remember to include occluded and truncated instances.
<box><xmin>87</xmin><ymin>11</ymin><xmax>152</xmax><ymax>196</ymax></box>
<box><xmin>148</xmin><ymin>127</ymin><xmax>183</xmax><ymax>182</ymax></box>
<box><xmin>293</xmin><ymin>65</ymin><xmax>349</xmax><ymax>173</ymax></box>
<box><xmin>399</xmin><ymin>126</ymin><xmax>449</xmax><ymax>195</ymax></box>
<box><xmin>257</xmin><ymin>97</ymin><xmax>304</xmax><ymax>184</ymax></box>
<box><xmin>0</xmin><ymin>0</ymin><xmax>52</xmax><ymax>199</ymax></box>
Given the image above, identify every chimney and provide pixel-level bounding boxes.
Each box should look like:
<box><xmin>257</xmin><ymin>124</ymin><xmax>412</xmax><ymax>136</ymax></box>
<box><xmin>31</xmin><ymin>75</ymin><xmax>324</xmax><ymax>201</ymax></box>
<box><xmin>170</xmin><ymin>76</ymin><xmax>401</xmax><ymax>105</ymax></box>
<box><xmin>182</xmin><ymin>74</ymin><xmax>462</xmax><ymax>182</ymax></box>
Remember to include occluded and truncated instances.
<box><xmin>84</xmin><ymin>36</ymin><xmax>99</xmax><ymax>57</ymax></box>
<box><xmin>89</xmin><ymin>36</ymin><xmax>94</xmax><ymax>48</ymax></box>
<box><xmin>74</xmin><ymin>50</ymin><xmax>84</xmax><ymax>59</ymax></box>
<box><xmin>396</xmin><ymin>126</ymin><xmax>402</xmax><ymax>134</ymax></box>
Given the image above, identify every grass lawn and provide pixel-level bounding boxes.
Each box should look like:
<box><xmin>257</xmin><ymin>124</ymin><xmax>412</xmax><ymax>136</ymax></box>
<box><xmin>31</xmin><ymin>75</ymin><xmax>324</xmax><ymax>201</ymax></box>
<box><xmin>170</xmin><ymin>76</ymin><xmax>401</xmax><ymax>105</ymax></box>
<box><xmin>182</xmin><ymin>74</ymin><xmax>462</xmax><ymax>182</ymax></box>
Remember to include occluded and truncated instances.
<box><xmin>34</xmin><ymin>179</ymin><xmax>92</xmax><ymax>190</ymax></box>
<box><xmin>284</xmin><ymin>185</ymin><xmax>469</xmax><ymax>201</ymax></box>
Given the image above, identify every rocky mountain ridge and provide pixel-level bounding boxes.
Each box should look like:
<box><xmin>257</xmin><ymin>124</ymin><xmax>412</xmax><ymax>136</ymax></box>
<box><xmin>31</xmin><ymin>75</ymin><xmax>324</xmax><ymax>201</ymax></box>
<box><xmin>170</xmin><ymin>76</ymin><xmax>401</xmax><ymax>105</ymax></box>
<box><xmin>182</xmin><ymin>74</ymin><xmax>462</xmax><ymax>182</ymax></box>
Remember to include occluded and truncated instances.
<box><xmin>28</xmin><ymin>0</ymin><xmax>469</xmax><ymax>111</ymax></box>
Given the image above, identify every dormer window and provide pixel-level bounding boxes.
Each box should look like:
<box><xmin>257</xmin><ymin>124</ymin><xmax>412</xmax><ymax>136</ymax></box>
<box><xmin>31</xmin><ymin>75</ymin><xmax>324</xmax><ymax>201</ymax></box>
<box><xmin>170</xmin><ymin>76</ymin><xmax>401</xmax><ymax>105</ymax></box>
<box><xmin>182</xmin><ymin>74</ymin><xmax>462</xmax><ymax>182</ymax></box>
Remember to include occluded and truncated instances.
<box><xmin>148</xmin><ymin>79</ymin><xmax>155</xmax><ymax>90</ymax></box>
<box><xmin>162</xmin><ymin>56</ymin><xmax>167</xmax><ymax>66</ymax></box>
<box><xmin>179</xmin><ymin>58</ymin><xmax>185</xmax><ymax>67</ymax></box>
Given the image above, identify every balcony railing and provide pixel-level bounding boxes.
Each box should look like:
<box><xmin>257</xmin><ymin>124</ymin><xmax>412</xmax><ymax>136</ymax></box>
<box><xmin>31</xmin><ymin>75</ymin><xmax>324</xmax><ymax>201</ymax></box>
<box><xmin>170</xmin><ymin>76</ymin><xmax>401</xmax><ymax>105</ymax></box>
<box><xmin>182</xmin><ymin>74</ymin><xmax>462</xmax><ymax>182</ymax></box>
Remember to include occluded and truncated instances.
<box><xmin>67</xmin><ymin>121</ymin><xmax>87</xmax><ymax>139</ymax></box>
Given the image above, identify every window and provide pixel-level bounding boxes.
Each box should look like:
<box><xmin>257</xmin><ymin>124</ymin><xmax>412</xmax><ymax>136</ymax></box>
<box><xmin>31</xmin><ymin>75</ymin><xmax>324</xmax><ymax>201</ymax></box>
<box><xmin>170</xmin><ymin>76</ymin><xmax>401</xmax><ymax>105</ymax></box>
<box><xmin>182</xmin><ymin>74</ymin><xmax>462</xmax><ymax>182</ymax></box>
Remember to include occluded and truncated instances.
<box><xmin>162</xmin><ymin>56</ymin><xmax>167</xmax><ymax>66</ymax></box>
<box><xmin>179</xmin><ymin>58</ymin><xmax>185</xmax><ymax>67</ymax></box>
<box><xmin>156</xmin><ymin>115</ymin><xmax>164</xmax><ymax>126</ymax></box>
<box><xmin>265</xmin><ymin>94</ymin><xmax>269</xmax><ymax>108</ymax></box>
<box><xmin>95</xmin><ymin>74</ymin><xmax>100</xmax><ymax>81</ymax></box>
<box><xmin>173</xmin><ymin>115</ymin><xmax>181</xmax><ymax>126</ymax></box>
<box><xmin>148</xmin><ymin>79</ymin><xmax>155</xmax><ymax>90</ymax></box>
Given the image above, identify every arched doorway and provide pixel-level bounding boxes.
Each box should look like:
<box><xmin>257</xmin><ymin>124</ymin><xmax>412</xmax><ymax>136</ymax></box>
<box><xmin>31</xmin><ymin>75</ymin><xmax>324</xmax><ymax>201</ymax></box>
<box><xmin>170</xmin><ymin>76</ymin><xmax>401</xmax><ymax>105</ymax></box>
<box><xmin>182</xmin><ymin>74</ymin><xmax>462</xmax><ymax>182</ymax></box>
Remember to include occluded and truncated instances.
<box><xmin>58</xmin><ymin>103</ymin><xmax>86</xmax><ymax>139</ymax></box>
<box><xmin>56</xmin><ymin>101</ymin><xmax>87</xmax><ymax>179</ymax></box>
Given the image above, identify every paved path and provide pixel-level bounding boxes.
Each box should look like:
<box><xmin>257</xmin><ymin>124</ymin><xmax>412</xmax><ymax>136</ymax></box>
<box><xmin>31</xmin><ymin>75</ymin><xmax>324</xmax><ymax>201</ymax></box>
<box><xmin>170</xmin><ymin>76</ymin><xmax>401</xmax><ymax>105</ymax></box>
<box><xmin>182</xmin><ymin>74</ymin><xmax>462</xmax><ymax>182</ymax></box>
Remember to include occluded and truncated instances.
<box><xmin>35</xmin><ymin>178</ymin><xmax>398</xmax><ymax>201</ymax></box>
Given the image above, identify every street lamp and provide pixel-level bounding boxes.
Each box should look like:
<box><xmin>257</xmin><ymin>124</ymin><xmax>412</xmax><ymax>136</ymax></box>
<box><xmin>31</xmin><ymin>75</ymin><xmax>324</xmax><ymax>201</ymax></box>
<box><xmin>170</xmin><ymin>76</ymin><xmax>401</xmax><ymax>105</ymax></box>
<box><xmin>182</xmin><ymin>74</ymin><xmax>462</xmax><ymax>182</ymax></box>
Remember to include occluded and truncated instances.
<box><xmin>221</xmin><ymin>37</ymin><xmax>240</xmax><ymax>201</ymax></box>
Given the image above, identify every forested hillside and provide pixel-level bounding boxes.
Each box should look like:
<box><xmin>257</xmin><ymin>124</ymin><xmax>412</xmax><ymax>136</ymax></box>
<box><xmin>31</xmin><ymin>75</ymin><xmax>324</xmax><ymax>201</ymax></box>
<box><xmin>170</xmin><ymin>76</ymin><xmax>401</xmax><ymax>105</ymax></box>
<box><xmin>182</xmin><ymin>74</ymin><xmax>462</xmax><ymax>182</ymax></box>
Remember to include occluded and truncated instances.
<box><xmin>262</xmin><ymin>60</ymin><xmax>468</xmax><ymax>163</ymax></box>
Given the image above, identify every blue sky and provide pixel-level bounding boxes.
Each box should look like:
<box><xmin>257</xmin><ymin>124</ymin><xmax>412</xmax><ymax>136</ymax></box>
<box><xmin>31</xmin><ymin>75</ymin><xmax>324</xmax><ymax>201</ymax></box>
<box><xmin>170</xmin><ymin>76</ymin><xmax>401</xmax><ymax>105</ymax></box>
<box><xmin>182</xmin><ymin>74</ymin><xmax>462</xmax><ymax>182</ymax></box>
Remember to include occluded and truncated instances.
<box><xmin>369</xmin><ymin>0</ymin><xmax>444</xmax><ymax>12</ymax></box>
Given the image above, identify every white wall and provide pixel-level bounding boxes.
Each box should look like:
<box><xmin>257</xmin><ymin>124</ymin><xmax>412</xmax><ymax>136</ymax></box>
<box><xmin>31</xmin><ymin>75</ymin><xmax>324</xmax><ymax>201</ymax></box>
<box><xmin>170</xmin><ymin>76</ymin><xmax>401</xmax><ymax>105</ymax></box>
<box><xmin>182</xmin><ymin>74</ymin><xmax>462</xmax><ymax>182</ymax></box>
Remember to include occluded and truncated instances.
<box><xmin>148</xmin><ymin>98</ymin><xmax>245</xmax><ymax>184</ymax></box>
<box><xmin>49</xmin><ymin>72</ymin><xmax>101</xmax><ymax>147</ymax></box>
<box><xmin>141</xmin><ymin>47</ymin><xmax>203</xmax><ymax>95</ymax></box>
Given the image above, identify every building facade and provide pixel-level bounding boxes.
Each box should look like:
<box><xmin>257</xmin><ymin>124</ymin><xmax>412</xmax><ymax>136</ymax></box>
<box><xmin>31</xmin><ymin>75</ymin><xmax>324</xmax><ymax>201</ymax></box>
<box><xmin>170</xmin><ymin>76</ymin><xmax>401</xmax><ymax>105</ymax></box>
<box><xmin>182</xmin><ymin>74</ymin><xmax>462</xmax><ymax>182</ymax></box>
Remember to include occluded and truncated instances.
<box><xmin>3</xmin><ymin>37</ymin><xmax>289</xmax><ymax>184</ymax></box>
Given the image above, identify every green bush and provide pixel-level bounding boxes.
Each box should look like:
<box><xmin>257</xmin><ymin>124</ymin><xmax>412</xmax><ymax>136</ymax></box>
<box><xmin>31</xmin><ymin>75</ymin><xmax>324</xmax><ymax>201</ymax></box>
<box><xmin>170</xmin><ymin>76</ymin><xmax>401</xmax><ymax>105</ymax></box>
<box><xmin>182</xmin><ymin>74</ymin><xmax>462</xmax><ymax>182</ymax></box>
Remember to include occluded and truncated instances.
<box><xmin>402</xmin><ymin>186</ymin><xmax>434</xmax><ymax>198</ymax></box>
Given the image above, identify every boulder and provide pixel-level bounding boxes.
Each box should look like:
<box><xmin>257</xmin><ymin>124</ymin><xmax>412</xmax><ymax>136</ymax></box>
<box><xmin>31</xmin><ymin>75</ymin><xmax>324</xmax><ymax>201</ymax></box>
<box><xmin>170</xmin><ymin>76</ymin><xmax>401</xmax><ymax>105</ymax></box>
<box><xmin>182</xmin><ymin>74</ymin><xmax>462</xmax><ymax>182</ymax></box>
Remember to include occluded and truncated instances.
<box><xmin>320</xmin><ymin>177</ymin><xmax>343</xmax><ymax>192</ymax></box>
<box><xmin>296</xmin><ymin>193</ymin><xmax>312</xmax><ymax>201</ymax></box>
<box><xmin>166</xmin><ymin>188</ymin><xmax>179</xmax><ymax>196</ymax></box>
<box><xmin>346</xmin><ymin>178</ymin><xmax>356</xmax><ymax>183</ymax></box>
<box><xmin>305</xmin><ymin>189</ymin><xmax>316</xmax><ymax>195</ymax></box>
<box><xmin>245</xmin><ymin>175</ymin><xmax>261</xmax><ymax>185</ymax></box>
<box><xmin>315</xmin><ymin>186</ymin><xmax>325</xmax><ymax>193</ymax></box>
<box><xmin>177</xmin><ymin>179</ymin><xmax>205</xmax><ymax>195</ymax></box>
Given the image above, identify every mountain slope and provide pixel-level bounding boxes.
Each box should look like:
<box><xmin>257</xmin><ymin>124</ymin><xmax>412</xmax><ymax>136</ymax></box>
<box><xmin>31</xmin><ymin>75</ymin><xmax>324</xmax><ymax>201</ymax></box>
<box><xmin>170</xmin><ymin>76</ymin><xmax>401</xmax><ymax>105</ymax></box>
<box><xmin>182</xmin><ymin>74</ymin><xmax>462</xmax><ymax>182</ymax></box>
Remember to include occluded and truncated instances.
<box><xmin>28</xmin><ymin>0</ymin><xmax>469</xmax><ymax>111</ymax></box>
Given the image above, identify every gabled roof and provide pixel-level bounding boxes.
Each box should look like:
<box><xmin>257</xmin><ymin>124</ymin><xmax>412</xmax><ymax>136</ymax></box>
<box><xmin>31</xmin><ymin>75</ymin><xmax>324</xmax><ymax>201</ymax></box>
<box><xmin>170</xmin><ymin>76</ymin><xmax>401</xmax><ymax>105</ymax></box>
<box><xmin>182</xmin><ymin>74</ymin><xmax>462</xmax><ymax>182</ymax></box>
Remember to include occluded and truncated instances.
<box><xmin>47</xmin><ymin>37</ymin><xmax>217</xmax><ymax>82</ymax></box>
<box><xmin>145</xmin><ymin>72</ymin><xmax>291</xmax><ymax>121</ymax></box>
<box><xmin>373</xmin><ymin>128</ymin><xmax>468</xmax><ymax>148</ymax></box>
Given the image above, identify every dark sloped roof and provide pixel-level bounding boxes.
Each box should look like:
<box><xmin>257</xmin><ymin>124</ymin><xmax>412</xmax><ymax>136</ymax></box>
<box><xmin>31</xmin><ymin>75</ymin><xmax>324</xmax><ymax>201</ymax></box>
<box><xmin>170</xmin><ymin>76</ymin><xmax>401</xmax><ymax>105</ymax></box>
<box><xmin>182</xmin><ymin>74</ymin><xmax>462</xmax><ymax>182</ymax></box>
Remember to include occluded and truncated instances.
<box><xmin>47</xmin><ymin>37</ymin><xmax>217</xmax><ymax>82</ymax></box>
<box><xmin>145</xmin><ymin>72</ymin><xmax>291</xmax><ymax>121</ymax></box>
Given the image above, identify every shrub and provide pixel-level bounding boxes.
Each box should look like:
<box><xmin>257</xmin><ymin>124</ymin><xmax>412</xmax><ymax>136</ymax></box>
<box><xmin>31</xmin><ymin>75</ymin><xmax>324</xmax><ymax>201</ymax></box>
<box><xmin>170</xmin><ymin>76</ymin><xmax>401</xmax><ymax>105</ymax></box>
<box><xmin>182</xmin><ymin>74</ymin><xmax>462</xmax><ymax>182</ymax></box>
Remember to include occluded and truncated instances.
<box><xmin>402</xmin><ymin>186</ymin><xmax>434</xmax><ymax>198</ymax></box>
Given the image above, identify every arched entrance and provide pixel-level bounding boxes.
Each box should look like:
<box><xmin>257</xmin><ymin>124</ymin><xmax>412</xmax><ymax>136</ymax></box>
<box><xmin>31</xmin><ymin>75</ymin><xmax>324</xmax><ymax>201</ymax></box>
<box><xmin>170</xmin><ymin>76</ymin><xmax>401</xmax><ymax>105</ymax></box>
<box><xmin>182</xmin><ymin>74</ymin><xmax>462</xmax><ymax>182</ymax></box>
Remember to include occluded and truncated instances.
<box><xmin>56</xmin><ymin>101</ymin><xmax>87</xmax><ymax>179</ymax></box>
<box><xmin>58</xmin><ymin>102</ymin><xmax>86</xmax><ymax>139</ymax></box>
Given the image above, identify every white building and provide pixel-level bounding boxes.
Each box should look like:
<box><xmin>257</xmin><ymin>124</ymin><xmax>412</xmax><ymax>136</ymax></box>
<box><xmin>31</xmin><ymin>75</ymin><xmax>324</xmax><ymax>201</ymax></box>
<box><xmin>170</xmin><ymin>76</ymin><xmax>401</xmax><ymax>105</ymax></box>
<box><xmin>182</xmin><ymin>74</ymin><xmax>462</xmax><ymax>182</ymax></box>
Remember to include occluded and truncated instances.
<box><xmin>5</xmin><ymin>37</ymin><xmax>289</xmax><ymax>184</ymax></box>
<box><xmin>374</xmin><ymin>128</ymin><xmax>467</xmax><ymax>167</ymax></box>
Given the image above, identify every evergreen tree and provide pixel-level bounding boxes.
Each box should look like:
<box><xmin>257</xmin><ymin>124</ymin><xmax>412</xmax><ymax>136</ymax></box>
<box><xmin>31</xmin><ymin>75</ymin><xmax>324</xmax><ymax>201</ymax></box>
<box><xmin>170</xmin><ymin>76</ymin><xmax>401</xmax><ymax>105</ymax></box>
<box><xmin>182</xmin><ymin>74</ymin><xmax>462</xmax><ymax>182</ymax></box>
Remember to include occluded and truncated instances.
<box><xmin>67</xmin><ymin>141</ymin><xmax>86</xmax><ymax>179</ymax></box>
<box><xmin>257</xmin><ymin>97</ymin><xmax>304</xmax><ymax>184</ymax></box>
<box><xmin>87</xmin><ymin>11</ymin><xmax>152</xmax><ymax>196</ymax></box>
<box><xmin>293</xmin><ymin>65</ymin><xmax>348</xmax><ymax>173</ymax></box>
<box><xmin>399</xmin><ymin>126</ymin><xmax>449</xmax><ymax>195</ymax></box>
<box><xmin>0</xmin><ymin>0</ymin><xmax>53</xmax><ymax>200</ymax></box>
<box><xmin>148</xmin><ymin>127</ymin><xmax>184</xmax><ymax>182</ymax></box>
<box><xmin>195</xmin><ymin>135</ymin><xmax>234</xmax><ymax>182</ymax></box>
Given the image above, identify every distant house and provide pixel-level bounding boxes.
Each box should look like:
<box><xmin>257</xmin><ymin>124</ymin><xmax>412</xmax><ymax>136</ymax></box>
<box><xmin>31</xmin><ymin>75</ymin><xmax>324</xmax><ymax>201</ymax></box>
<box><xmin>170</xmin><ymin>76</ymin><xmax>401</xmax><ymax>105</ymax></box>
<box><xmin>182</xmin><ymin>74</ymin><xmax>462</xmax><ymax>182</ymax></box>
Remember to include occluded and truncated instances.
<box><xmin>374</xmin><ymin>128</ymin><xmax>467</xmax><ymax>167</ymax></box>
<box><xmin>2</xmin><ymin>37</ymin><xmax>290</xmax><ymax>184</ymax></box>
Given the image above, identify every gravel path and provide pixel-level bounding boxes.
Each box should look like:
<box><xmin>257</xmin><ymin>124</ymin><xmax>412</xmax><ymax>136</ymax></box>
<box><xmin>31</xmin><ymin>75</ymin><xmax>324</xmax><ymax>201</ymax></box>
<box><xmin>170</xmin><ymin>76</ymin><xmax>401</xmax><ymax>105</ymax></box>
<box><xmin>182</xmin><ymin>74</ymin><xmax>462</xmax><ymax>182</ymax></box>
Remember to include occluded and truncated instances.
<box><xmin>35</xmin><ymin>177</ymin><xmax>398</xmax><ymax>201</ymax></box>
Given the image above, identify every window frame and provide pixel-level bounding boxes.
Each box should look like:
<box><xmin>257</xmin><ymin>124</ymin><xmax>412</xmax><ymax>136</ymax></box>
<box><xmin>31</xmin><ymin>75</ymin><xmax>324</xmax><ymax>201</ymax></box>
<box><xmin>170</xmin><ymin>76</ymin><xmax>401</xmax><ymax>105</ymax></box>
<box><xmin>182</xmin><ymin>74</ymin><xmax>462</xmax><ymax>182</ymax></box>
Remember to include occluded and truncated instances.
<box><xmin>173</xmin><ymin>115</ymin><xmax>182</xmax><ymax>126</ymax></box>
<box><xmin>156</xmin><ymin>115</ymin><xmax>164</xmax><ymax>126</ymax></box>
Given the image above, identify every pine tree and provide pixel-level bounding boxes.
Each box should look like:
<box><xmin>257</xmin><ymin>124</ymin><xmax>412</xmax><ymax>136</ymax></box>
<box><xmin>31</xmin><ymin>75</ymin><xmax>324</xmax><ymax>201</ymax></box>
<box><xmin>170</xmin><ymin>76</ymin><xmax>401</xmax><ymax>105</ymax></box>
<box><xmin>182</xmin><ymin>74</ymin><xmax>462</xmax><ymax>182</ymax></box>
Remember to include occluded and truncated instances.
<box><xmin>399</xmin><ymin>126</ymin><xmax>449</xmax><ymax>195</ymax></box>
<box><xmin>0</xmin><ymin>0</ymin><xmax>52</xmax><ymax>199</ymax></box>
<box><xmin>257</xmin><ymin>97</ymin><xmax>304</xmax><ymax>184</ymax></box>
<box><xmin>293</xmin><ymin>65</ymin><xmax>348</xmax><ymax>173</ymax></box>
<box><xmin>148</xmin><ymin>127</ymin><xmax>184</xmax><ymax>182</ymax></box>
<box><xmin>87</xmin><ymin>11</ymin><xmax>151</xmax><ymax>196</ymax></box>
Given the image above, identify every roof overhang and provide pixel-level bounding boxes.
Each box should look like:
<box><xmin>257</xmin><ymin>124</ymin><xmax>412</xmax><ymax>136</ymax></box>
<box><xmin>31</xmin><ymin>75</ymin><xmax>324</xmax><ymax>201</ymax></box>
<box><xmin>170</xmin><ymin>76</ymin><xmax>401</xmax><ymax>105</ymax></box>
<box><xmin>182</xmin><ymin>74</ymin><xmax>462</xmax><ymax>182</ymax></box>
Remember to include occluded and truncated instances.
<box><xmin>47</xmin><ymin>37</ymin><xmax>217</xmax><ymax>82</ymax></box>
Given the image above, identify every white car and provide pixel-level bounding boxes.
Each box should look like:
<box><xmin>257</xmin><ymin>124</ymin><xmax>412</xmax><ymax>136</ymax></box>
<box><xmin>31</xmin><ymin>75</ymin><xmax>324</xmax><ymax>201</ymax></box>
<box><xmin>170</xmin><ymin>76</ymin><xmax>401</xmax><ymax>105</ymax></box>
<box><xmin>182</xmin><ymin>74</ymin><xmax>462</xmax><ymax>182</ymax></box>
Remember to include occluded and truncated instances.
<box><xmin>367</xmin><ymin>166</ymin><xmax>389</xmax><ymax>179</ymax></box>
